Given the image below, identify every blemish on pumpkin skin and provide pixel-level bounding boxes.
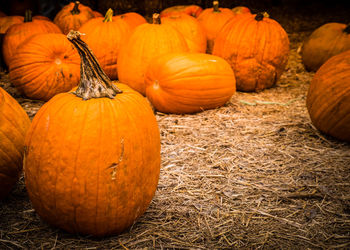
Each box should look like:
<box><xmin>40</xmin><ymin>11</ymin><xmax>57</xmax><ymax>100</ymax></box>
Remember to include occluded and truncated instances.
<box><xmin>109</xmin><ymin>139</ymin><xmax>124</xmax><ymax>180</ymax></box>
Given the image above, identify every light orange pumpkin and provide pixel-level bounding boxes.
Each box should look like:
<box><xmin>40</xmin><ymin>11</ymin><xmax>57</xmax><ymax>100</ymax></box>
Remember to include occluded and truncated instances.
<box><xmin>232</xmin><ymin>6</ymin><xmax>251</xmax><ymax>15</ymax></box>
<box><xmin>2</xmin><ymin>10</ymin><xmax>62</xmax><ymax>67</ymax></box>
<box><xmin>24</xmin><ymin>31</ymin><xmax>161</xmax><ymax>236</ymax></box>
<box><xmin>301</xmin><ymin>23</ymin><xmax>350</xmax><ymax>72</ymax></box>
<box><xmin>53</xmin><ymin>1</ymin><xmax>95</xmax><ymax>34</ymax></box>
<box><xmin>9</xmin><ymin>33</ymin><xmax>80</xmax><ymax>101</ymax></box>
<box><xmin>145</xmin><ymin>52</ymin><xmax>236</xmax><ymax>114</ymax></box>
<box><xmin>161</xmin><ymin>13</ymin><xmax>206</xmax><ymax>53</ymax></box>
<box><xmin>160</xmin><ymin>5</ymin><xmax>203</xmax><ymax>18</ymax></box>
<box><xmin>306</xmin><ymin>50</ymin><xmax>350</xmax><ymax>142</ymax></box>
<box><xmin>79</xmin><ymin>8</ymin><xmax>131</xmax><ymax>80</ymax></box>
<box><xmin>197</xmin><ymin>1</ymin><xmax>235</xmax><ymax>54</ymax></box>
<box><xmin>117</xmin><ymin>13</ymin><xmax>189</xmax><ymax>95</ymax></box>
<box><xmin>0</xmin><ymin>87</ymin><xmax>31</xmax><ymax>200</ymax></box>
<box><xmin>213</xmin><ymin>12</ymin><xmax>290</xmax><ymax>92</ymax></box>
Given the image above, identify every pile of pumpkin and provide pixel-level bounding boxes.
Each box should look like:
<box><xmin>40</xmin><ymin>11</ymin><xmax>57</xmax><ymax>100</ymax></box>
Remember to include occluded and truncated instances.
<box><xmin>0</xmin><ymin>0</ymin><xmax>349</xmax><ymax>237</ymax></box>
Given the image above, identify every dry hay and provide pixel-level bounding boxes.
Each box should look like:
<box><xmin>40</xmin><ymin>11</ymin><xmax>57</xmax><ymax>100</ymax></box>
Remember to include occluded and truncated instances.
<box><xmin>1</xmin><ymin>32</ymin><xmax>350</xmax><ymax>249</ymax></box>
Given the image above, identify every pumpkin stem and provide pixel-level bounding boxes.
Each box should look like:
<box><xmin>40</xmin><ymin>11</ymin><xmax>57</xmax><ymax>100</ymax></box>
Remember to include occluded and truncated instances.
<box><xmin>24</xmin><ymin>9</ymin><xmax>32</xmax><ymax>22</ymax></box>
<box><xmin>103</xmin><ymin>8</ymin><xmax>114</xmax><ymax>22</ymax></box>
<box><xmin>213</xmin><ymin>1</ymin><xmax>221</xmax><ymax>13</ymax></box>
<box><xmin>344</xmin><ymin>23</ymin><xmax>350</xmax><ymax>34</ymax></box>
<box><xmin>71</xmin><ymin>1</ymin><xmax>81</xmax><ymax>15</ymax></box>
<box><xmin>255</xmin><ymin>12</ymin><xmax>269</xmax><ymax>21</ymax></box>
<box><xmin>152</xmin><ymin>13</ymin><xmax>161</xmax><ymax>24</ymax></box>
<box><xmin>67</xmin><ymin>30</ymin><xmax>122</xmax><ymax>100</ymax></box>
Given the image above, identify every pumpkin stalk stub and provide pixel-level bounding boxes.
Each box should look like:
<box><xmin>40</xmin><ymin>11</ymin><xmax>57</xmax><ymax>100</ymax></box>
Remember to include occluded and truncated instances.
<box><xmin>71</xmin><ymin>1</ymin><xmax>81</xmax><ymax>15</ymax></box>
<box><xmin>255</xmin><ymin>12</ymin><xmax>269</xmax><ymax>21</ymax></box>
<box><xmin>103</xmin><ymin>8</ymin><xmax>113</xmax><ymax>23</ymax></box>
<box><xmin>67</xmin><ymin>30</ymin><xmax>122</xmax><ymax>100</ymax></box>
<box><xmin>344</xmin><ymin>23</ymin><xmax>350</xmax><ymax>34</ymax></box>
<box><xmin>213</xmin><ymin>1</ymin><xmax>220</xmax><ymax>12</ymax></box>
<box><xmin>24</xmin><ymin>9</ymin><xmax>32</xmax><ymax>22</ymax></box>
<box><xmin>152</xmin><ymin>13</ymin><xmax>161</xmax><ymax>24</ymax></box>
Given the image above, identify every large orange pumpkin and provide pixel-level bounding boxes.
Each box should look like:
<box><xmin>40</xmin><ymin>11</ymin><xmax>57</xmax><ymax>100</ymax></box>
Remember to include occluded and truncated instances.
<box><xmin>24</xmin><ymin>31</ymin><xmax>161</xmax><ymax>237</ymax></box>
<box><xmin>0</xmin><ymin>87</ymin><xmax>31</xmax><ymax>200</ymax></box>
<box><xmin>79</xmin><ymin>8</ymin><xmax>131</xmax><ymax>80</ymax></box>
<box><xmin>161</xmin><ymin>13</ymin><xmax>206</xmax><ymax>53</ymax></box>
<box><xmin>117</xmin><ymin>13</ymin><xmax>189</xmax><ymax>95</ymax></box>
<box><xmin>2</xmin><ymin>10</ymin><xmax>61</xmax><ymax>67</ymax></box>
<box><xmin>160</xmin><ymin>5</ymin><xmax>203</xmax><ymax>18</ymax></box>
<box><xmin>145</xmin><ymin>52</ymin><xmax>236</xmax><ymax>114</ymax></box>
<box><xmin>54</xmin><ymin>1</ymin><xmax>95</xmax><ymax>34</ymax></box>
<box><xmin>213</xmin><ymin>12</ymin><xmax>290</xmax><ymax>92</ymax></box>
<box><xmin>306</xmin><ymin>50</ymin><xmax>350</xmax><ymax>142</ymax></box>
<box><xmin>197</xmin><ymin>1</ymin><xmax>235</xmax><ymax>54</ymax></box>
<box><xmin>9</xmin><ymin>33</ymin><xmax>80</xmax><ymax>101</ymax></box>
<box><xmin>301</xmin><ymin>23</ymin><xmax>350</xmax><ymax>72</ymax></box>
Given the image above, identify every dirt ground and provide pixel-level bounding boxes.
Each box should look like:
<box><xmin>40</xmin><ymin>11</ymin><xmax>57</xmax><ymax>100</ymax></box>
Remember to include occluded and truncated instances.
<box><xmin>1</xmin><ymin>7</ymin><xmax>350</xmax><ymax>249</ymax></box>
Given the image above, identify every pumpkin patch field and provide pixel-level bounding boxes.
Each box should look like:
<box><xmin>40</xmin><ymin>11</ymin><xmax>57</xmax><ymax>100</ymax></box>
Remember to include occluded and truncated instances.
<box><xmin>1</xmin><ymin>1</ymin><xmax>350</xmax><ymax>249</ymax></box>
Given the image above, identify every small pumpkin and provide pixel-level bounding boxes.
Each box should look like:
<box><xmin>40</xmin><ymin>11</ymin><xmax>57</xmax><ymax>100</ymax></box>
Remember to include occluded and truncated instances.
<box><xmin>301</xmin><ymin>22</ymin><xmax>350</xmax><ymax>72</ymax></box>
<box><xmin>24</xmin><ymin>31</ymin><xmax>161</xmax><ymax>236</ymax></box>
<box><xmin>79</xmin><ymin>8</ymin><xmax>131</xmax><ymax>80</ymax></box>
<box><xmin>306</xmin><ymin>50</ymin><xmax>350</xmax><ymax>142</ymax></box>
<box><xmin>117</xmin><ymin>13</ymin><xmax>188</xmax><ymax>95</ymax></box>
<box><xmin>161</xmin><ymin>13</ymin><xmax>206</xmax><ymax>53</ymax></box>
<box><xmin>115</xmin><ymin>12</ymin><xmax>147</xmax><ymax>31</ymax></box>
<box><xmin>9</xmin><ymin>33</ymin><xmax>80</xmax><ymax>101</ymax></box>
<box><xmin>197</xmin><ymin>1</ymin><xmax>235</xmax><ymax>54</ymax></box>
<box><xmin>0</xmin><ymin>87</ymin><xmax>31</xmax><ymax>200</ymax></box>
<box><xmin>2</xmin><ymin>10</ymin><xmax>61</xmax><ymax>67</ymax></box>
<box><xmin>53</xmin><ymin>1</ymin><xmax>95</xmax><ymax>34</ymax></box>
<box><xmin>213</xmin><ymin>12</ymin><xmax>290</xmax><ymax>92</ymax></box>
<box><xmin>160</xmin><ymin>5</ymin><xmax>203</xmax><ymax>18</ymax></box>
<box><xmin>145</xmin><ymin>52</ymin><xmax>236</xmax><ymax>114</ymax></box>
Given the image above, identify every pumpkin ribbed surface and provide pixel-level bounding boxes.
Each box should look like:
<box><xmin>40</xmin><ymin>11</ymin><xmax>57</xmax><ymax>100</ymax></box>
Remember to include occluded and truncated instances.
<box><xmin>115</xmin><ymin>12</ymin><xmax>147</xmax><ymax>30</ymax></box>
<box><xmin>213</xmin><ymin>13</ymin><xmax>289</xmax><ymax>92</ymax></box>
<box><xmin>161</xmin><ymin>13</ymin><xmax>206</xmax><ymax>53</ymax></box>
<box><xmin>0</xmin><ymin>16</ymin><xmax>24</xmax><ymax>34</ymax></box>
<box><xmin>2</xmin><ymin>18</ymin><xmax>62</xmax><ymax>66</ymax></box>
<box><xmin>79</xmin><ymin>9</ymin><xmax>131</xmax><ymax>80</ymax></box>
<box><xmin>9</xmin><ymin>33</ymin><xmax>80</xmax><ymax>101</ymax></box>
<box><xmin>301</xmin><ymin>23</ymin><xmax>350</xmax><ymax>72</ymax></box>
<box><xmin>160</xmin><ymin>5</ymin><xmax>203</xmax><ymax>18</ymax></box>
<box><xmin>54</xmin><ymin>1</ymin><xmax>95</xmax><ymax>34</ymax></box>
<box><xmin>306</xmin><ymin>50</ymin><xmax>350</xmax><ymax>142</ymax></box>
<box><xmin>24</xmin><ymin>31</ymin><xmax>160</xmax><ymax>236</ymax></box>
<box><xmin>0</xmin><ymin>87</ymin><xmax>30</xmax><ymax>199</ymax></box>
<box><xmin>117</xmin><ymin>14</ymin><xmax>189</xmax><ymax>95</ymax></box>
<box><xmin>145</xmin><ymin>52</ymin><xmax>236</xmax><ymax>114</ymax></box>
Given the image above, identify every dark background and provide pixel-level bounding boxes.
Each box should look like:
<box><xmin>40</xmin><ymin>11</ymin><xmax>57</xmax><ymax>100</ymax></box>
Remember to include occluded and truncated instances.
<box><xmin>0</xmin><ymin>0</ymin><xmax>350</xmax><ymax>32</ymax></box>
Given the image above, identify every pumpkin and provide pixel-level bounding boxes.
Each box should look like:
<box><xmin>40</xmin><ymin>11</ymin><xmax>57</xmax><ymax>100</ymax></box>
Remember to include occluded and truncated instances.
<box><xmin>301</xmin><ymin>23</ymin><xmax>350</xmax><ymax>72</ymax></box>
<box><xmin>115</xmin><ymin>12</ymin><xmax>147</xmax><ymax>31</ymax></box>
<box><xmin>9</xmin><ymin>33</ymin><xmax>80</xmax><ymax>101</ymax></box>
<box><xmin>145</xmin><ymin>52</ymin><xmax>236</xmax><ymax>114</ymax></box>
<box><xmin>306</xmin><ymin>50</ymin><xmax>350</xmax><ymax>142</ymax></box>
<box><xmin>53</xmin><ymin>1</ymin><xmax>95</xmax><ymax>34</ymax></box>
<box><xmin>92</xmin><ymin>10</ymin><xmax>103</xmax><ymax>18</ymax></box>
<box><xmin>232</xmin><ymin>6</ymin><xmax>251</xmax><ymax>15</ymax></box>
<box><xmin>79</xmin><ymin>8</ymin><xmax>131</xmax><ymax>80</ymax></box>
<box><xmin>160</xmin><ymin>5</ymin><xmax>203</xmax><ymax>18</ymax></box>
<box><xmin>0</xmin><ymin>87</ymin><xmax>31</xmax><ymax>200</ymax></box>
<box><xmin>0</xmin><ymin>16</ymin><xmax>24</xmax><ymax>34</ymax></box>
<box><xmin>24</xmin><ymin>31</ymin><xmax>161</xmax><ymax>236</ymax></box>
<box><xmin>117</xmin><ymin>13</ymin><xmax>188</xmax><ymax>95</ymax></box>
<box><xmin>161</xmin><ymin>13</ymin><xmax>206</xmax><ymax>53</ymax></box>
<box><xmin>2</xmin><ymin>10</ymin><xmax>61</xmax><ymax>67</ymax></box>
<box><xmin>197</xmin><ymin>1</ymin><xmax>235</xmax><ymax>54</ymax></box>
<box><xmin>213</xmin><ymin>12</ymin><xmax>290</xmax><ymax>92</ymax></box>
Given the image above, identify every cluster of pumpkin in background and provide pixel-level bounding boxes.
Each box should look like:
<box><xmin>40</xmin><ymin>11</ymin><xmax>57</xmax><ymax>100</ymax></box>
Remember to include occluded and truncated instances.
<box><xmin>0</xmin><ymin>0</ymin><xmax>349</xmax><ymax>237</ymax></box>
